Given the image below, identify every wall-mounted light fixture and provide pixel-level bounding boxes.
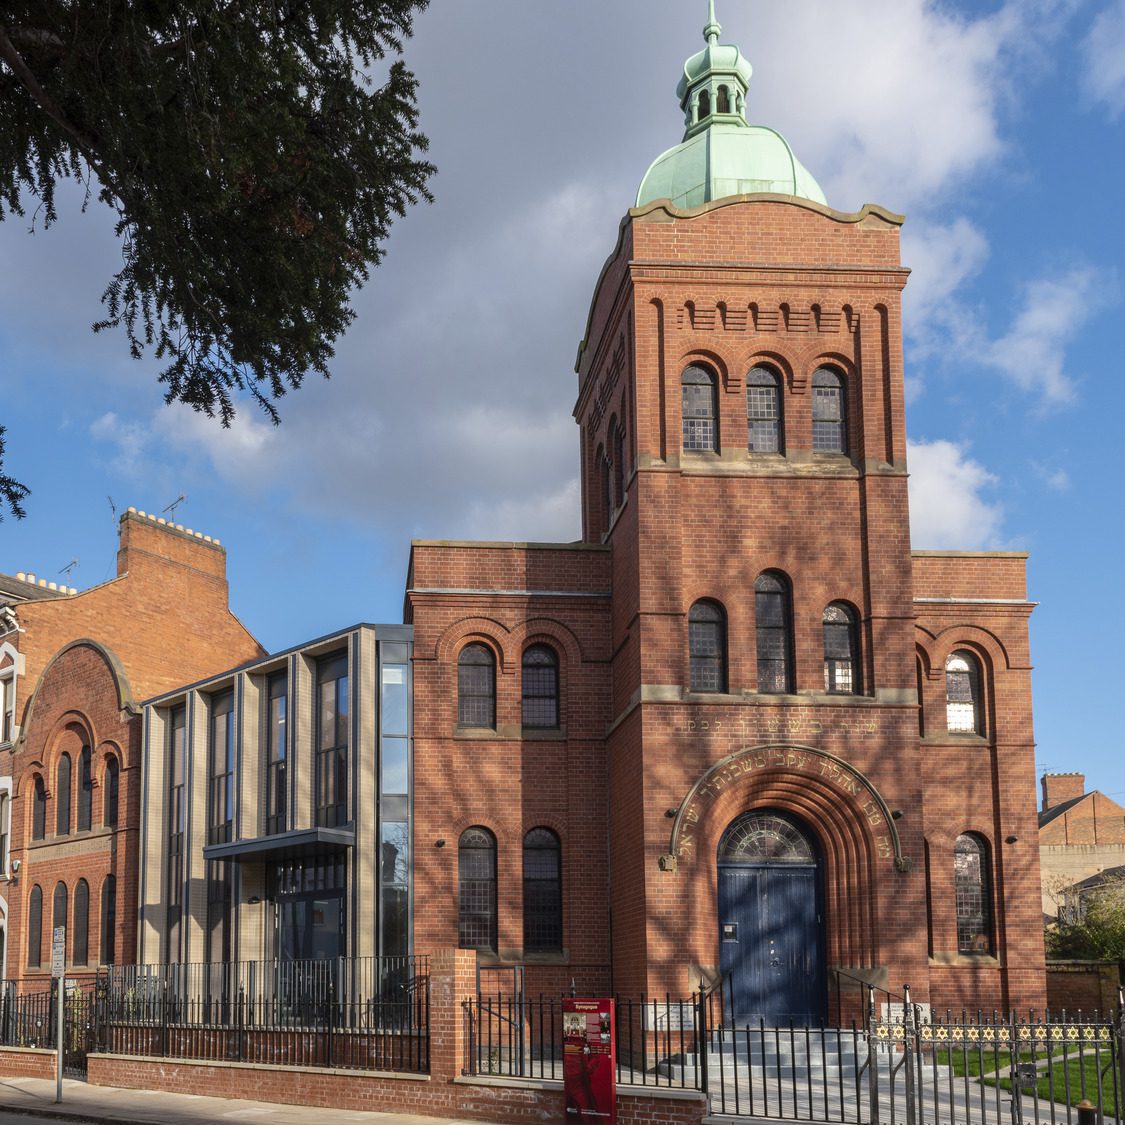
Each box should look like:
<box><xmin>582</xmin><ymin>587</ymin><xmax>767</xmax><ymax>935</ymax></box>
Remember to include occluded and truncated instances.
<box><xmin>891</xmin><ymin>810</ymin><xmax>904</xmax><ymax>820</ymax></box>
<box><xmin>435</xmin><ymin>838</ymin><xmax>446</xmax><ymax>848</ymax></box>
<box><xmin>1005</xmin><ymin>835</ymin><xmax>1019</xmax><ymax>844</ymax></box>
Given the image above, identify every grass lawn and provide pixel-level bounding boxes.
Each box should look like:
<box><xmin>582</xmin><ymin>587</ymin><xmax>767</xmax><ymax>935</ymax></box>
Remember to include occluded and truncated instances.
<box><xmin>933</xmin><ymin>1046</ymin><xmax>1048</xmax><ymax>1078</ymax></box>
<box><xmin>981</xmin><ymin>1055</ymin><xmax>1120</xmax><ymax>1116</ymax></box>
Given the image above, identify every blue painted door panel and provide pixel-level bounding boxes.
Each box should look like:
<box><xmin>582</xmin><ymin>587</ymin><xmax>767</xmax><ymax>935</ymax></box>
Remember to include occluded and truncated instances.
<box><xmin>718</xmin><ymin>864</ymin><xmax>823</xmax><ymax>1024</ymax></box>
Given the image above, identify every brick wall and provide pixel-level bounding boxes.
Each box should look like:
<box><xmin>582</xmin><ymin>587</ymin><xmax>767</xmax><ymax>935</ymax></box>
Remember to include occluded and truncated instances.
<box><xmin>1046</xmin><ymin>961</ymin><xmax>1122</xmax><ymax>1016</ymax></box>
<box><xmin>405</xmin><ymin>194</ymin><xmax>1046</xmax><ymax>1015</ymax></box>
<box><xmin>0</xmin><ymin>1047</ymin><xmax>55</xmax><ymax>1079</ymax></box>
<box><xmin>3</xmin><ymin>511</ymin><xmax>263</xmax><ymax>978</ymax></box>
<box><xmin>79</xmin><ymin>950</ymin><xmax>707</xmax><ymax>1125</ymax></box>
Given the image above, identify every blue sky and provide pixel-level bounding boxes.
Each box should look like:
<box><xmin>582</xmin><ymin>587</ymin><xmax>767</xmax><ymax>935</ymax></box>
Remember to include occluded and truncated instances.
<box><xmin>1</xmin><ymin>0</ymin><xmax>1122</xmax><ymax>799</ymax></box>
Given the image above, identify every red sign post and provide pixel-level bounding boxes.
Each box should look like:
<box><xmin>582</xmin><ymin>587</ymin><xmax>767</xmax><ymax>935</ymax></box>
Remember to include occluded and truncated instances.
<box><xmin>563</xmin><ymin>998</ymin><xmax>616</xmax><ymax>1124</ymax></box>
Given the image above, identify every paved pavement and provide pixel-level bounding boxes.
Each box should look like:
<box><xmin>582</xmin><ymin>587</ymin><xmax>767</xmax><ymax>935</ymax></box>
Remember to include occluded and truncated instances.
<box><xmin>0</xmin><ymin>1077</ymin><xmax>487</xmax><ymax>1125</ymax></box>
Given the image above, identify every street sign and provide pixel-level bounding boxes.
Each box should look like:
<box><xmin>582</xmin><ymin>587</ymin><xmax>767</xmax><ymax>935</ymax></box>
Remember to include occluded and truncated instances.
<box><xmin>51</xmin><ymin>925</ymin><xmax>65</xmax><ymax>978</ymax></box>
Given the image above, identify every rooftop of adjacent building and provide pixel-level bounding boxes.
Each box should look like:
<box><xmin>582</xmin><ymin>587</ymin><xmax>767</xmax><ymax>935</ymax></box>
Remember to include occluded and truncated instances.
<box><xmin>1</xmin><ymin>507</ymin><xmax>225</xmax><ymax>610</ymax></box>
<box><xmin>1040</xmin><ymin>772</ymin><xmax>1125</xmax><ymax>830</ymax></box>
<box><xmin>636</xmin><ymin>1</ymin><xmax>827</xmax><ymax>209</ymax></box>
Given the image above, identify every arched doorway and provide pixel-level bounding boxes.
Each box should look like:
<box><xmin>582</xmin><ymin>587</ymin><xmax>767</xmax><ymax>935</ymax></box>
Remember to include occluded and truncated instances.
<box><xmin>717</xmin><ymin>810</ymin><xmax>826</xmax><ymax>1024</ymax></box>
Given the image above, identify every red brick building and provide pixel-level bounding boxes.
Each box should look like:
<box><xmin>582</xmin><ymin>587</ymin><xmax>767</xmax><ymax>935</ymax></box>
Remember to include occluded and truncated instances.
<box><xmin>406</xmin><ymin>12</ymin><xmax>1047</xmax><ymax>1017</ymax></box>
<box><xmin>0</xmin><ymin>510</ymin><xmax>262</xmax><ymax>980</ymax></box>
<box><xmin>1040</xmin><ymin>772</ymin><xmax>1125</xmax><ymax>920</ymax></box>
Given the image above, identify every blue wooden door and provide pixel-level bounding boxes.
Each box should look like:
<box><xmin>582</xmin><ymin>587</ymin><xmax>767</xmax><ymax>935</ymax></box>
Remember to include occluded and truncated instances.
<box><xmin>718</xmin><ymin>862</ymin><xmax>824</xmax><ymax>1024</ymax></box>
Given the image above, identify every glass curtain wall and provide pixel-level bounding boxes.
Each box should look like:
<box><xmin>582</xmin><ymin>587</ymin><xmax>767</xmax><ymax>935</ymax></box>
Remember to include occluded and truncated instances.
<box><xmin>378</xmin><ymin>641</ymin><xmax>411</xmax><ymax>958</ymax></box>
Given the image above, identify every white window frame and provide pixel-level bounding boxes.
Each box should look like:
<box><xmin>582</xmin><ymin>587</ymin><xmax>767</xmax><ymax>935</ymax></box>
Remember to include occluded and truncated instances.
<box><xmin>0</xmin><ymin>640</ymin><xmax>24</xmax><ymax>746</ymax></box>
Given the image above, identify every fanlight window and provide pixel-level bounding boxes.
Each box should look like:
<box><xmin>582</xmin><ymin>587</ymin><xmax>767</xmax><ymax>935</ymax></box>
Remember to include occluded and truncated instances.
<box><xmin>719</xmin><ymin>813</ymin><xmax>815</xmax><ymax>864</ymax></box>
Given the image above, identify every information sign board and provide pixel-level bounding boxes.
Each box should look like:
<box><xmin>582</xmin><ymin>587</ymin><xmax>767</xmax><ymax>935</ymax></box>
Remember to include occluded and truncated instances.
<box><xmin>50</xmin><ymin>926</ymin><xmax>65</xmax><ymax>978</ymax></box>
<box><xmin>563</xmin><ymin>998</ymin><xmax>616</xmax><ymax>1124</ymax></box>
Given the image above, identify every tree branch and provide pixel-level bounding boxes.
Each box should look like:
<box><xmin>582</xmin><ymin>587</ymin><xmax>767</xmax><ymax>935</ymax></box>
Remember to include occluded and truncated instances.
<box><xmin>0</xmin><ymin>24</ymin><xmax>101</xmax><ymax>157</ymax></box>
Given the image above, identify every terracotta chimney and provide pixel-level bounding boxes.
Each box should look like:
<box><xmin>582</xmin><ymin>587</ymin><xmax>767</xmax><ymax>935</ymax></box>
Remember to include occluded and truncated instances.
<box><xmin>1042</xmin><ymin>772</ymin><xmax>1085</xmax><ymax>813</ymax></box>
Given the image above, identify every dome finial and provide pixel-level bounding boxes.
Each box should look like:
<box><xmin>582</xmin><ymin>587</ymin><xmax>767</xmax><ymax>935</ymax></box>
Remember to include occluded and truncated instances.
<box><xmin>704</xmin><ymin>0</ymin><xmax>721</xmax><ymax>45</ymax></box>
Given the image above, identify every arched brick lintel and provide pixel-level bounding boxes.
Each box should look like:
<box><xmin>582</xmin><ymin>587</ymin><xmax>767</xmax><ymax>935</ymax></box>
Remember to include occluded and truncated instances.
<box><xmin>665</xmin><ymin>745</ymin><xmax>908</xmax><ymax>970</ymax></box>
<box><xmin>668</xmin><ymin>743</ymin><xmax>906</xmax><ymax>870</ymax></box>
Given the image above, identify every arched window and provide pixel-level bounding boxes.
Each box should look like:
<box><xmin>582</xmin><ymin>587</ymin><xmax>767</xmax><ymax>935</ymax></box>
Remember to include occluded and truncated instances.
<box><xmin>27</xmin><ymin>884</ymin><xmax>43</xmax><ymax>968</ymax></box>
<box><xmin>823</xmin><ymin>603</ymin><xmax>860</xmax><ymax>694</ymax></box>
<box><xmin>747</xmin><ymin>365</ymin><xmax>782</xmax><ymax>453</ymax></box>
<box><xmin>612</xmin><ymin>420</ymin><xmax>626</xmax><ymax>509</ymax></box>
<box><xmin>945</xmin><ymin>651</ymin><xmax>982</xmax><ymax>734</ymax></box>
<box><xmin>689</xmin><ymin>600</ymin><xmax>727</xmax><ymax>693</ymax></box>
<box><xmin>73</xmin><ymin>879</ymin><xmax>89</xmax><ymax>966</ymax></box>
<box><xmin>56</xmin><ymin>753</ymin><xmax>71</xmax><ymax>836</ymax></box>
<box><xmin>52</xmin><ymin>881</ymin><xmax>68</xmax><ymax>958</ymax></box>
<box><xmin>522</xmin><ymin>645</ymin><xmax>559</xmax><ymax>730</ymax></box>
<box><xmin>101</xmin><ymin>875</ymin><xmax>117</xmax><ymax>965</ymax></box>
<box><xmin>458</xmin><ymin>644</ymin><xmax>496</xmax><ymax>729</ymax></box>
<box><xmin>523</xmin><ymin>828</ymin><xmax>562</xmax><ymax>952</ymax></box>
<box><xmin>698</xmin><ymin>89</ymin><xmax>711</xmax><ymax>120</ymax></box>
<box><xmin>916</xmin><ymin>659</ymin><xmax>925</xmax><ymax>736</ymax></box>
<box><xmin>32</xmin><ymin>775</ymin><xmax>46</xmax><ymax>840</ymax></box>
<box><xmin>597</xmin><ymin>444</ymin><xmax>610</xmax><ymax>532</ymax></box>
<box><xmin>77</xmin><ymin>746</ymin><xmax>92</xmax><ymax>832</ymax></box>
<box><xmin>682</xmin><ymin>365</ymin><xmax>718</xmax><ymax>452</ymax></box>
<box><xmin>717</xmin><ymin>85</ymin><xmax>731</xmax><ymax>114</ymax></box>
<box><xmin>954</xmin><ymin>834</ymin><xmax>993</xmax><ymax>954</ymax></box>
<box><xmin>103</xmin><ymin>755</ymin><xmax>120</xmax><ymax>828</ymax></box>
<box><xmin>812</xmin><ymin>367</ymin><xmax>848</xmax><ymax>453</ymax></box>
<box><xmin>755</xmin><ymin>573</ymin><xmax>793</xmax><ymax>693</ymax></box>
<box><xmin>458</xmin><ymin>827</ymin><xmax>497</xmax><ymax>952</ymax></box>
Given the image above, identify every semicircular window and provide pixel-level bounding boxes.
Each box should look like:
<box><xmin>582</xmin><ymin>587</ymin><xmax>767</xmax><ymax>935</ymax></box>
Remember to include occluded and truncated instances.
<box><xmin>719</xmin><ymin>812</ymin><xmax>815</xmax><ymax>864</ymax></box>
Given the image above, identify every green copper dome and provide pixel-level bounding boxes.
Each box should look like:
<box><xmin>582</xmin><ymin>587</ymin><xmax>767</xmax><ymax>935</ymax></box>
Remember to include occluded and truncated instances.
<box><xmin>637</xmin><ymin>3</ymin><xmax>827</xmax><ymax>209</ymax></box>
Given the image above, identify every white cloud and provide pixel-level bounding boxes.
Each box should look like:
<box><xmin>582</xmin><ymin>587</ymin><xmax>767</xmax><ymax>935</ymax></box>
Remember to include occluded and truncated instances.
<box><xmin>1081</xmin><ymin>0</ymin><xmax>1125</xmax><ymax>117</ymax></box>
<box><xmin>901</xmin><ymin>217</ymin><xmax>991</xmax><ymax>356</ymax></box>
<box><xmin>908</xmin><ymin>438</ymin><xmax>1005</xmax><ymax>549</ymax></box>
<box><xmin>1032</xmin><ymin>464</ymin><xmax>1072</xmax><ymax>492</ymax></box>
<box><xmin>982</xmin><ymin>267</ymin><xmax>1112</xmax><ymax>403</ymax></box>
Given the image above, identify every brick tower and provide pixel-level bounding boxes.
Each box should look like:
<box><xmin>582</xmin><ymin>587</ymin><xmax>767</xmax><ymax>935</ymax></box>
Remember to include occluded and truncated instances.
<box><xmin>571</xmin><ymin>4</ymin><xmax>1043</xmax><ymax>1015</ymax></box>
<box><xmin>407</xmin><ymin>3</ymin><xmax>1045</xmax><ymax>1018</ymax></box>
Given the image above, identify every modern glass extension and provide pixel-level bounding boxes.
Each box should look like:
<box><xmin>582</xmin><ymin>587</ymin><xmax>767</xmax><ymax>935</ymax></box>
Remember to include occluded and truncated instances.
<box><xmin>137</xmin><ymin>624</ymin><xmax>414</xmax><ymax>968</ymax></box>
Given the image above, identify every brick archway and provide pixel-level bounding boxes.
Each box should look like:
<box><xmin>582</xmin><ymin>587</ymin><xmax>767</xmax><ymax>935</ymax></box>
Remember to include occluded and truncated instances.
<box><xmin>665</xmin><ymin>744</ymin><xmax>910</xmax><ymax>976</ymax></box>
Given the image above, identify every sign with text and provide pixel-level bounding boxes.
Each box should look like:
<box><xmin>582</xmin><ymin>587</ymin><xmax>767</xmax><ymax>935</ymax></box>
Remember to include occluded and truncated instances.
<box><xmin>563</xmin><ymin>998</ymin><xmax>616</xmax><ymax>1124</ymax></box>
<box><xmin>50</xmin><ymin>926</ymin><xmax>65</xmax><ymax>978</ymax></box>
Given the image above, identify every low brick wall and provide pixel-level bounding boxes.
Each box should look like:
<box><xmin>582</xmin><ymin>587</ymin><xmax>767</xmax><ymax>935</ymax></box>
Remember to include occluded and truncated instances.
<box><xmin>88</xmin><ymin>1054</ymin><xmax>707</xmax><ymax>1125</ymax></box>
<box><xmin>0</xmin><ymin>1046</ymin><xmax>56</xmax><ymax>1079</ymax></box>
<box><xmin>1046</xmin><ymin>961</ymin><xmax>1122</xmax><ymax>1016</ymax></box>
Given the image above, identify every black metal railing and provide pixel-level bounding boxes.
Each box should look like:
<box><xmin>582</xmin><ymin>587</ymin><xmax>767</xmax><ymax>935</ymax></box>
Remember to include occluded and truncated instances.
<box><xmin>465</xmin><ymin>991</ymin><xmax>704</xmax><ymax>1088</ymax></box>
<box><xmin>0</xmin><ymin>980</ymin><xmax>54</xmax><ymax>1048</ymax></box>
<box><xmin>99</xmin><ymin>956</ymin><xmax>429</xmax><ymax>1074</ymax></box>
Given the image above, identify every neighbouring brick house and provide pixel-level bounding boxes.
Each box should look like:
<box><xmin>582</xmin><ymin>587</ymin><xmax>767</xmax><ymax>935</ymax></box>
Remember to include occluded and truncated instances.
<box><xmin>1040</xmin><ymin>772</ymin><xmax>1125</xmax><ymax>920</ymax></box>
<box><xmin>0</xmin><ymin>509</ymin><xmax>263</xmax><ymax>981</ymax></box>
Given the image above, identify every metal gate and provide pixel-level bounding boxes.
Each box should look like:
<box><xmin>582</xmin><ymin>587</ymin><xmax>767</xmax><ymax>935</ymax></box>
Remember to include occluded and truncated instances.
<box><xmin>57</xmin><ymin>976</ymin><xmax>106</xmax><ymax>1078</ymax></box>
<box><xmin>705</xmin><ymin>982</ymin><xmax>1125</xmax><ymax>1125</ymax></box>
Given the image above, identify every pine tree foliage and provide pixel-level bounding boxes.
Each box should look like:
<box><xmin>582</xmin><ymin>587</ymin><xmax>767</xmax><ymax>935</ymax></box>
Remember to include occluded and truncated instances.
<box><xmin>0</xmin><ymin>1</ymin><xmax>434</xmax><ymax>518</ymax></box>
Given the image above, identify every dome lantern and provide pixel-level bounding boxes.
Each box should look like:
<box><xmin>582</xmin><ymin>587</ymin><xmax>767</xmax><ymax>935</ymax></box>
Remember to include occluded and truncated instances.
<box><xmin>638</xmin><ymin>3</ymin><xmax>828</xmax><ymax>209</ymax></box>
